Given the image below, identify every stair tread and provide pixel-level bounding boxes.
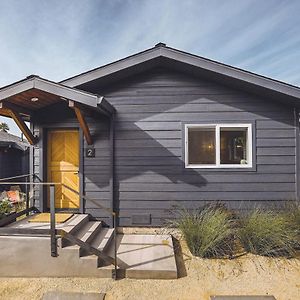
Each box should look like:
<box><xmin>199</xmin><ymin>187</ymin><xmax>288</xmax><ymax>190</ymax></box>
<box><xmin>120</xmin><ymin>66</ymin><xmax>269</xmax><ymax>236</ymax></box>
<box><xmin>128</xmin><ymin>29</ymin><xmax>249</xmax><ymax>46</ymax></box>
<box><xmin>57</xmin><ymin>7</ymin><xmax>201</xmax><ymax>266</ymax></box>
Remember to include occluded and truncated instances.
<box><xmin>75</xmin><ymin>221</ymin><xmax>102</xmax><ymax>243</ymax></box>
<box><xmin>63</xmin><ymin>245</ymin><xmax>80</xmax><ymax>250</ymax></box>
<box><xmin>91</xmin><ymin>228</ymin><xmax>115</xmax><ymax>251</ymax></box>
<box><xmin>62</xmin><ymin>214</ymin><xmax>89</xmax><ymax>234</ymax></box>
<box><xmin>80</xmin><ymin>254</ymin><xmax>98</xmax><ymax>260</ymax></box>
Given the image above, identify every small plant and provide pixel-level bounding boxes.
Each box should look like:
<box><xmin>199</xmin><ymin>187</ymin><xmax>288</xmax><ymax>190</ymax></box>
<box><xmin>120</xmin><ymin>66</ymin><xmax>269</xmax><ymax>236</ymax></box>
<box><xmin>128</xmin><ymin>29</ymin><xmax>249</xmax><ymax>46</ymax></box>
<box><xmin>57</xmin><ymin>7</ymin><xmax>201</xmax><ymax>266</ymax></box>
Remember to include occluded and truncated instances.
<box><xmin>169</xmin><ymin>204</ymin><xmax>236</xmax><ymax>258</ymax></box>
<box><xmin>238</xmin><ymin>208</ymin><xmax>298</xmax><ymax>257</ymax></box>
<box><xmin>0</xmin><ymin>198</ymin><xmax>13</xmax><ymax>218</ymax></box>
<box><xmin>283</xmin><ymin>201</ymin><xmax>300</xmax><ymax>248</ymax></box>
<box><xmin>0</xmin><ymin>122</ymin><xmax>9</xmax><ymax>132</ymax></box>
<box><xmin>284</xmin><ymin>201</ymin><xmax>300</xmax><ymax>231</ymax></box>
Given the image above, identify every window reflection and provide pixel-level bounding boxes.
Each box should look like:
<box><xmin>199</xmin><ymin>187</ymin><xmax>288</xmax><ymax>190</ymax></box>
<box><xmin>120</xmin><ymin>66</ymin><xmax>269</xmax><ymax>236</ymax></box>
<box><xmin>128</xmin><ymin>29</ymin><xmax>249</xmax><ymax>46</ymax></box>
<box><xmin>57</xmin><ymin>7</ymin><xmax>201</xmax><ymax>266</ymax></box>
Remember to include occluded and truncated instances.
<box><xmin>188</xmin><ymin>127</ymin><xmax>215</xmax><ymax>164</ymax></box>
<box><xmin>220</xmin><ymin>128</ymin><xmax>247</xmax><ymax>164</ymax></box>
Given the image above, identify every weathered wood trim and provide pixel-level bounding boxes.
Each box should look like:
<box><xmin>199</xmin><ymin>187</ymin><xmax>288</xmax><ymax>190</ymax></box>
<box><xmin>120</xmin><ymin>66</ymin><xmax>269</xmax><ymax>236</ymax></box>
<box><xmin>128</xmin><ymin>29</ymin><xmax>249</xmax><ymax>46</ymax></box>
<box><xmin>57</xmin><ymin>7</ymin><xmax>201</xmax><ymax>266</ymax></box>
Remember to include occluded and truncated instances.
<box><xmin>0</xmin><ymin>76</ymin><xmax>114</xmax><ymax>117</ymax></box>
<box><xmin>69</xmin><ymin>100</ymin><xmax>93</xmax><ymax>145</ymax></box>
<box><xmin>9</xmin><ymin>109</ymin><xmax>37</xmax><ymax>145</ymax></box>
<box><xmin>0</xmin><ymin>101</ymin><xmax>33</xmax><ymax>116</ymax></box>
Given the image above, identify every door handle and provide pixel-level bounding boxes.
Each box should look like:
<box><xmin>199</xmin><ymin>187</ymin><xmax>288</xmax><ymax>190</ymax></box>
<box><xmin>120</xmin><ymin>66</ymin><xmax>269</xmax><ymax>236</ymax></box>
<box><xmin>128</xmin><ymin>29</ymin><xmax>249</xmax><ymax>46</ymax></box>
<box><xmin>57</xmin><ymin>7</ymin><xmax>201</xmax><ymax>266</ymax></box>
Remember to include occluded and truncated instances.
<box><xmin>73</xmin><ymin>171</ymin><xmax>79</xmax><ymax>175</ymax></box>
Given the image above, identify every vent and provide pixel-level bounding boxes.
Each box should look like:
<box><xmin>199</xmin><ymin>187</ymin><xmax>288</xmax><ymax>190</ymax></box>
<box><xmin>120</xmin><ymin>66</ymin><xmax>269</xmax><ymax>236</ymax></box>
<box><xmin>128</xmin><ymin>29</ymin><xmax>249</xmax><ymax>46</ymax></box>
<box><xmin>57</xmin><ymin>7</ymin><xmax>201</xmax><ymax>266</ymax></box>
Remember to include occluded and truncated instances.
<box><xmin>131</xmin><ymin>214</ymin><xmax>151</xmax><ymax>225</ymax></box>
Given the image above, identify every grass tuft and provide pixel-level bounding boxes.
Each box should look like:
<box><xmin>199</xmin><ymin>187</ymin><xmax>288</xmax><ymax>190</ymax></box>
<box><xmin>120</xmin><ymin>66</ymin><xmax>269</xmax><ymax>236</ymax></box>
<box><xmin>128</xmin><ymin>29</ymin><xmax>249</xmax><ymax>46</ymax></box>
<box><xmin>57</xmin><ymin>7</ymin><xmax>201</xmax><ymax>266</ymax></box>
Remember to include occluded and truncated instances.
<box><xmin>170</xmin><ymin>204</ymin><xmax>236</xmax><ymax>258</ymax></box>
<box><xmin>238</xmin><ymin>207</ymin><xmax>298</xmax><ymax>257</ymax></box>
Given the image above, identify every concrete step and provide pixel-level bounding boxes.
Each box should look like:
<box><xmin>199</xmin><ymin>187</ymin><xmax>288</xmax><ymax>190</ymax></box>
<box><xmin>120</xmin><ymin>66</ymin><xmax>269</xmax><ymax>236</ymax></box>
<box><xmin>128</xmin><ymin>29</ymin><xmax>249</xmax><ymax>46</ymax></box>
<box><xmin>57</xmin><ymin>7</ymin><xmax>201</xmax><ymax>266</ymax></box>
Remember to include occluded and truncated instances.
<box><xmin>75</xmin><ymin>221</ymin><xmax>103</xmax><ymax>256</ymax></box>
<box><xmin>0</xmin><ymin>233</ymin><xmax>178</xmax><ymax>278</ymax></box>
<box><xmin>91</xmin><ymin>228</ymin><xmax>115</xmax><ymax>252</ymax></box>
<box><xmin>62</xmin><ymin>214</ymin><xmax>90</xmax><ymax>235</ymax></box>
<box><xmin>60</xmin><ymin>214</ymin><xmax>90</xmax><ymax>248</ymax></box>
<box><xmin>104</xmin><ymin>234</ymin><xmax>178</xmax><ymax>279</ymax></box>
<box><xmin>90</xmin><ymin>228</ymin><xmax>115</xmax><ymax>267</ymax></box>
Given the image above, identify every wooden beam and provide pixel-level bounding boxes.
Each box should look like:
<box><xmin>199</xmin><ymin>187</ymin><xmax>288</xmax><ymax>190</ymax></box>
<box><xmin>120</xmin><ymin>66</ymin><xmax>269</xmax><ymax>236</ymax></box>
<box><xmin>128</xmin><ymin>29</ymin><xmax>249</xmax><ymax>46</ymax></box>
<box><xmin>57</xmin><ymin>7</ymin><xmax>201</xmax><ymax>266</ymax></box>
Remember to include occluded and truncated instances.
<box><xmin>0</xmin><ymin>101</ymin><xmax>33</xmax><ymax>117</ymax></box>
<box><xmin>8</xmin><ymin>108</ymin><xmax>37</xmax><ymax>145</ymax></box>
<box><xmin>69</xmin><ymin>100</ymin><xmax>93</xmax><ymax>145</ymax></box>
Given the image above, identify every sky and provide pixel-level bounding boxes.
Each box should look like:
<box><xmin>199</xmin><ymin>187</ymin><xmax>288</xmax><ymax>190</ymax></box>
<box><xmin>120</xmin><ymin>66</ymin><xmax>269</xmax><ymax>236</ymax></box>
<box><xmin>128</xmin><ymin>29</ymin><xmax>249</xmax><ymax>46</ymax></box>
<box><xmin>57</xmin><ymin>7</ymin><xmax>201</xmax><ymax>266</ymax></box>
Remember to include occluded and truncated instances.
<box><xmin>0</xmin><ymin>0</ymin><xmax>300</xmax><ymax>135</ymax></box>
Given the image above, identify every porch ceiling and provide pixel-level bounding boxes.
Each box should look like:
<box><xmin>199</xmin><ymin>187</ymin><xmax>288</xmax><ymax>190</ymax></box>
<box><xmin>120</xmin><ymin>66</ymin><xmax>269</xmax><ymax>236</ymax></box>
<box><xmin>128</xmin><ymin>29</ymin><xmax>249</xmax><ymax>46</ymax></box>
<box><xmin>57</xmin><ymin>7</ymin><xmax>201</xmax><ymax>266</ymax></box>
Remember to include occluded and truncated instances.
<box><xmin>0</xmin><ymin>75</ymin><xmax>114</xmax><ymax>120</ymax></box>
<box><xmin>0</xmin><ymin>75</ymin><xmax>115</xmax><ymax>145</ymax></box>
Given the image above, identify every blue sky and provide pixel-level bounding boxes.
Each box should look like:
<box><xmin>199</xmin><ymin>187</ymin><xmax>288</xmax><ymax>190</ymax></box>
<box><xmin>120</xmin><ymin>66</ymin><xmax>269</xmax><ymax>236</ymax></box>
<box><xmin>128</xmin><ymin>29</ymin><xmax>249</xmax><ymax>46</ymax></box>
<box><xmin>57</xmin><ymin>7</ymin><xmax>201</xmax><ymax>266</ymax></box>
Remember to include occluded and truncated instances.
<box><xmin>0</xmin><ymin>0</ymin><xmax>300</xmax><ymax>135</ymax></box>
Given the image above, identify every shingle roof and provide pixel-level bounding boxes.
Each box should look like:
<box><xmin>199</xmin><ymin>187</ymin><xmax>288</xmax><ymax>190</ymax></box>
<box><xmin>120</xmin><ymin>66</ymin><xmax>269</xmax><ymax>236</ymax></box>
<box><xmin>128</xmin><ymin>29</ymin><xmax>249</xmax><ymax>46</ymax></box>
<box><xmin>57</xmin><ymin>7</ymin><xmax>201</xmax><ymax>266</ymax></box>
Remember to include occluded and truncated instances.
<box><xmin>0</xmin><ymin>131</ymin><xmax>29</xmax><ymax>151</ymax></box>
<box><xmin>60</xmin><ymin>43</ymin><xmax>300</xmax><ymax>106</ymax></box>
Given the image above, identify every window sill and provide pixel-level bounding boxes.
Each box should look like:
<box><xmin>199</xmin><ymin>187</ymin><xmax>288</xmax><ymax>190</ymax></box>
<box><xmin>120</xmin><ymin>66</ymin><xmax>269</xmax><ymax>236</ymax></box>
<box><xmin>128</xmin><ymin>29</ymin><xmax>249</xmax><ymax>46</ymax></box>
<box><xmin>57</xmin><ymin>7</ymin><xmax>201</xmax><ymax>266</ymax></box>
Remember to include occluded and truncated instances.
<box><xmin>184</xmin><ymin>164</ymin><xmax>257</xmax><ymax>172</ymax></box>
<box><xmin>185</xmin><ymin>164</ymin><xmax>252</xmax><ymax>169</ymax></box>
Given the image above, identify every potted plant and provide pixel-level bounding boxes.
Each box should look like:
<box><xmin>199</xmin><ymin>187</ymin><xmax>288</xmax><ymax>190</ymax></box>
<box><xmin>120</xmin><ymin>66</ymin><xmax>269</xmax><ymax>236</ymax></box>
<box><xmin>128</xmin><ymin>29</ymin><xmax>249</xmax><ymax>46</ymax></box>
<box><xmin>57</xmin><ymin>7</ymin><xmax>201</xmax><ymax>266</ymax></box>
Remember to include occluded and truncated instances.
<box><xmin>0</xmin><ymin>198</ymin><xmax>14</xmax><ymax>219</ymax></box>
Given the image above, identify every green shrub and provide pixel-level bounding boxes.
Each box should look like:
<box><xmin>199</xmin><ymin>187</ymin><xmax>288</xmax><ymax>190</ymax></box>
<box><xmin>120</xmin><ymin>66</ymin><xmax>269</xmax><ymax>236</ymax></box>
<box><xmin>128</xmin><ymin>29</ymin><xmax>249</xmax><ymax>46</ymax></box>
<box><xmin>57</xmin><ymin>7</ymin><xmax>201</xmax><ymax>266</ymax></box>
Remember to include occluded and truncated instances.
<box><xmin>0</xmin><ymin>199</ymin><xmax>13</xmax><ymax>218</ymax></box>
<box><xmin>284</xmin><ymin>202</ymin><xmax>300</xmax><ymax>231</ymax></box>
<box><xmin>238</xmin><ymin>208</ymin><xmax>298</xmax><ymax>257</ymax></box>
<box><xmin>283</xmin><ymin>201</ymin><xmax>300</xmax><ymax>248</ymax></box>
<box><xmin>170</xmin><ymin>204</ymin><xmax>236</xmax><ymax>258</ymax></box>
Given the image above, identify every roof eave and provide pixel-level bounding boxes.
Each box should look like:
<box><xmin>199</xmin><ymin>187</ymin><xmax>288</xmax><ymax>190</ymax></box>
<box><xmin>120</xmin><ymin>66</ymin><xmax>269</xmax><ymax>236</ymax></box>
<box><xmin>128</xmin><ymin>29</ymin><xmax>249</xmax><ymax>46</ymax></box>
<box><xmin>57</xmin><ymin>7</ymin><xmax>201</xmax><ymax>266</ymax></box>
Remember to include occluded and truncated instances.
<box><xmin>60</xmin><ymin>45</ymin><xmax>300</xmax><ymax>102</ymax></box>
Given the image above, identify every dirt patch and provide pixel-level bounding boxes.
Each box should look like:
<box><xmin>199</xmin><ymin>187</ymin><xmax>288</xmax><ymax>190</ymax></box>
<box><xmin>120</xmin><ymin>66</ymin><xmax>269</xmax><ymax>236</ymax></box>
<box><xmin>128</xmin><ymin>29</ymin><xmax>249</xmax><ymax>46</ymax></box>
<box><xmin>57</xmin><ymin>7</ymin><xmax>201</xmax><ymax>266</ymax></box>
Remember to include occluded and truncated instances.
<box><xmin>0</xmin><ymin>241</ymin><xmax>299</xmax><ymax>300</ymax></box>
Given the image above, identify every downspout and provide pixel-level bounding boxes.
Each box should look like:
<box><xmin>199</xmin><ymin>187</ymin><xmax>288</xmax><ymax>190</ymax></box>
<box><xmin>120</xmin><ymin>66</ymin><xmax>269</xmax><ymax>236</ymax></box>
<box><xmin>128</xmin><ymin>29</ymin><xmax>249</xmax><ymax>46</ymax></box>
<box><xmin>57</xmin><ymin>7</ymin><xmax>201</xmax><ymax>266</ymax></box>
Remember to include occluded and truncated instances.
<box><xmin>294</xmin><ymin>107</ymin><xmax>299</xmax><ymax>201</ymax></box>
<box><xmin>109</xmin><ymin>110</ymin><xmax>118</xmax><ymax>280</ymax></box>
<box><xmin>109</xmin><ymin>111</ymin><xmax>116</xmax><ymax>225</ymax></box>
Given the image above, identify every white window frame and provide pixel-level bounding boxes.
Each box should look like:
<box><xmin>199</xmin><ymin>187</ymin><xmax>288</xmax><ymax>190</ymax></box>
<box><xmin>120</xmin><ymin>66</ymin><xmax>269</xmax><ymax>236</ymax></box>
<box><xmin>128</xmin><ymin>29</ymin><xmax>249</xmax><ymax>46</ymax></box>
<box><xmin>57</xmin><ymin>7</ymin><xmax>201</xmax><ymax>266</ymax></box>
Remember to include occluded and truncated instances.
<box><xmin>185</xmin><ymin>123</ymin><xmax>253</xmax><ymax>169</ymax></box>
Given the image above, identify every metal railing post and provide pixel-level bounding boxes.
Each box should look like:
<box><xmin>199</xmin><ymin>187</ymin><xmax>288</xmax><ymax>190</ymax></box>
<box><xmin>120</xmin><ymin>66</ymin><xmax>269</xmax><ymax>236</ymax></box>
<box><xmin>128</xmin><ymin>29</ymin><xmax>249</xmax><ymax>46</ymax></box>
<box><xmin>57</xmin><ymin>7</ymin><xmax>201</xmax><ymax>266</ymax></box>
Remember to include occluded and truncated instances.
<box><xmin>113</xmin><ymin>212</ymin><xmax>117</xmax><ymax>280</ymax></box>
<box><xmin>25</xmin><ymin>176</ymin><xmax>29</xmax><ymax>216</ymax></box>
<box><xmin>49</xmin><ymin>184</ymin><xmax>57</xmax><ymax>257</ymax></box>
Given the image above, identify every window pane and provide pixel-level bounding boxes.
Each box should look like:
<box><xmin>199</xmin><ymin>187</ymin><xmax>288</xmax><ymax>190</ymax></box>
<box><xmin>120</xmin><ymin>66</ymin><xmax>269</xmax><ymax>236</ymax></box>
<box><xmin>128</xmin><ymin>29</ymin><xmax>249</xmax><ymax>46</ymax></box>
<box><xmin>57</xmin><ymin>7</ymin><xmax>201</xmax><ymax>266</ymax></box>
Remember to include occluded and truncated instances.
<box><xmin>220</xmin><ymin>127</ymin><xmax>247</xmax><ymax>164</ymax></box>
<box><xmin>188</xmin><ymin>127</ymin><xmax>215</xmax><ymax>164</ymax></box>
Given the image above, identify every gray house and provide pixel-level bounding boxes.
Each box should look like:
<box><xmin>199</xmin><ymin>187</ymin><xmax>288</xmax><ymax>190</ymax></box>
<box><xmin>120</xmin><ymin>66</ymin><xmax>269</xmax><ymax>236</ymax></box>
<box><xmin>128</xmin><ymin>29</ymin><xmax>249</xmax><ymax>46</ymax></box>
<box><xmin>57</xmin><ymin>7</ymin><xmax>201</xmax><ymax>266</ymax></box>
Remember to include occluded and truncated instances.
<box><xmin>0</xmin><ymin>131</ymin><xmax>29</xmax><ymax>180</ymax></box>
<box><xmin>0</xmin><ymin>43</ymin><xmax>299</xmax><ymax>227</ymax></box>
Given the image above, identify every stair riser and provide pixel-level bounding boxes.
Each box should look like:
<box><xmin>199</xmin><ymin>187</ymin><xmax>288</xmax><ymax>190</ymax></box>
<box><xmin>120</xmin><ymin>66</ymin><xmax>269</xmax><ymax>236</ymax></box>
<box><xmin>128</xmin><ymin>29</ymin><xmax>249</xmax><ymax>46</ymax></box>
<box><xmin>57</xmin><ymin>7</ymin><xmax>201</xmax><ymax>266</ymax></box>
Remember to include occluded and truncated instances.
<box><xmin>97</xmin><ymin>230</ymin><xmax>115</xmax><ymax>267</ymax></box>
<box><xmin>61</xmin><ymin>217</ymin><xmax>90</xmax><ymax>248</ymax></box>
<box><xmin>79</xmin><ymin>224</ymin><xmax>103</xmax><ymax>257</ymax></box>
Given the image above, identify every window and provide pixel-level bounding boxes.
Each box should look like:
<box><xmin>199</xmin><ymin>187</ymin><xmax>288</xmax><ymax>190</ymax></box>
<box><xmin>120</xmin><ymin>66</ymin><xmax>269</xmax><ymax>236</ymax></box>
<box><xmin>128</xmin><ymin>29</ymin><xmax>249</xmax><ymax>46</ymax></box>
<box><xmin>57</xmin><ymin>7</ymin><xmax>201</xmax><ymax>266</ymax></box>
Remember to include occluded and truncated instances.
<box><xmin>185</xmin><ymin>124</ymin><xmax>252</xmax><ymax>168</ymax></box>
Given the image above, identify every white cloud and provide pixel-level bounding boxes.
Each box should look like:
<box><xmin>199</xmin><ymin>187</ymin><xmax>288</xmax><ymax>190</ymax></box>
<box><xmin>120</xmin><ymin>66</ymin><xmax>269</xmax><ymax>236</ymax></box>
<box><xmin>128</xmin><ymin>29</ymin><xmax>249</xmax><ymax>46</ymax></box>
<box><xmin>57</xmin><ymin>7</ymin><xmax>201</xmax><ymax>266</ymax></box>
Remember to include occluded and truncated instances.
<box><xmin>0</xmin><ymin>0</ymin><xmax>299</xmax><ymax>135</ymax></box>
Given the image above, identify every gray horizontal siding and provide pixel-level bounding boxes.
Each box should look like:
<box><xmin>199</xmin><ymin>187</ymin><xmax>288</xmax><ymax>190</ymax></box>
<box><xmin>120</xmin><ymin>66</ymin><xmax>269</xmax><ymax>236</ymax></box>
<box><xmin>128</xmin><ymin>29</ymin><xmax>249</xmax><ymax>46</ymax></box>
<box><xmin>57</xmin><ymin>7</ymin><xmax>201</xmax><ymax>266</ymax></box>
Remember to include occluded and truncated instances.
<box><xmin>95</xmin><ymin>69</ymin><xmax>297</xmax><ymax>226</ymax></box>
<box><xmin>32</xmin><ymin>104</ymin><xmax>111</xmax><ymax>222</ymax></box>
<box><xmin>31</xmin><ymin>68</ymin><xmax>297</xmax><ymax>227</ymax></box>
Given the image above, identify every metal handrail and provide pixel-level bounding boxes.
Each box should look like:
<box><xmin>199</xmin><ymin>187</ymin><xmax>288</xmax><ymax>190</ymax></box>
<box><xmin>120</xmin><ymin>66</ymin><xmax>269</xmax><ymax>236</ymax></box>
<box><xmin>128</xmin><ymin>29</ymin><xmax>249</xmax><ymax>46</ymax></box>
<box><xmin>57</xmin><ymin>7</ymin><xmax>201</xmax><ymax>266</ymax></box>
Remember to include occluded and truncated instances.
<box><xmin>0</xmin><ymin>173</ymin><xmax>36</xmax><ymax>217</ymax></box>
<box><xmin>61</xmin><ymin>183</ymin><xmax>118</xmax><ymax>279</ymax></box>
<box><xmin>0</xmin><ymin>177</ymin><xmax>118</xmax><ymax>277</ymax></box>
<box><xmin>61</xmin><ymin>184</ymin><xmax>115</xmax><ymax>215</ymax></box>
<box><xmin>0</xmin><ymin>178</ymin><xmax>59</xmax><ymax>257</ymax></box>
<box><xmin>0</xmin><ymin>173</ymin><xmax>34</xmax><ymax>182</ymax></box>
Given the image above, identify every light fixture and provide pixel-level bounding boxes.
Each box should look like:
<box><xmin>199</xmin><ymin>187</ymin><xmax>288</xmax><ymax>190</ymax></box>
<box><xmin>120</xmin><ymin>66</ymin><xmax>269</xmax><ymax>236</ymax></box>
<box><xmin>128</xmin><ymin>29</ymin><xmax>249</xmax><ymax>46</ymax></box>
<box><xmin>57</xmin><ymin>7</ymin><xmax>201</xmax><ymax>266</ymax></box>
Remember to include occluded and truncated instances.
<box><xmin>31</xmin><ymin>97</ymin><xmax>39</xmax><ymax>102</ymax></box>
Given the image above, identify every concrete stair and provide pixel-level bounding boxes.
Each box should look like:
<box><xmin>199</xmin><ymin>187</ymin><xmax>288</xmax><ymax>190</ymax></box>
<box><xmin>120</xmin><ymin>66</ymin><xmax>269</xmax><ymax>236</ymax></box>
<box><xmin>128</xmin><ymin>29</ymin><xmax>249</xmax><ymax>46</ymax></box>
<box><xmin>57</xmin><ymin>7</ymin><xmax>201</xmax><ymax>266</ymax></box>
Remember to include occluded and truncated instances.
<box><xmin>61</xmin><ymin>219</ymin><xmax>115</xmax><ymax>268</ymax></box>
<box><xmin>0</xmin><ymin>213</ymin><xmax>178</xmax><ymax>279</ymax></box>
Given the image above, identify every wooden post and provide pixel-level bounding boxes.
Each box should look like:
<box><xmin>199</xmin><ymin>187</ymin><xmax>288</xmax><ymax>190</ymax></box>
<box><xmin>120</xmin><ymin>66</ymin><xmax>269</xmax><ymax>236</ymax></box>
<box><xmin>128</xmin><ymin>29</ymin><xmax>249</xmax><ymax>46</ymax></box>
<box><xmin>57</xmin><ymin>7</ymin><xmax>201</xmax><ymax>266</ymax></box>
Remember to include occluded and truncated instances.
<box><xmin>49</xmin><ymin>185</ymin><xmax>57</xmax><ymax>257</ymax></box>
<box><xmin>69</xmin><ymin>100</ymin><xmax>93</xmax><ymax>145</ymax></box>
<box><xmin>9</xmin><ymin>109</ymin><xmax>37</xmax><ymax>145</ymax></box>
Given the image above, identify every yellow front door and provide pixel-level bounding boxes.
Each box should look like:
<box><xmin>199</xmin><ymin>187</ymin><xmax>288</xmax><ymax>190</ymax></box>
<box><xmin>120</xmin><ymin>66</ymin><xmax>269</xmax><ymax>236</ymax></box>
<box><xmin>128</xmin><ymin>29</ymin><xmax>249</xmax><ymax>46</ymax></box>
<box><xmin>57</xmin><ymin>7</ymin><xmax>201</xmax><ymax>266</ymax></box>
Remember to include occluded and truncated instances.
<box><xmin>47</xmin><ymin>129</ymin><xmax>80</xmax><ymax>209</ymax></box>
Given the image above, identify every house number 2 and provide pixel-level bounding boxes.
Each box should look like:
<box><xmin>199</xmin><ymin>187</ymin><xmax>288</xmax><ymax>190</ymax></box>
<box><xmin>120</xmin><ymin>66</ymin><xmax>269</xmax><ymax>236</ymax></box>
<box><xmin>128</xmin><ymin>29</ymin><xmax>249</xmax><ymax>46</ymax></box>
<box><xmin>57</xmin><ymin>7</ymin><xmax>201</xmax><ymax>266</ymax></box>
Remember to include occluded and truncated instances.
<box><xmin>86</xmin><ymin>148</ymin><xmax>95</xmax><ymax>157</ymax></box>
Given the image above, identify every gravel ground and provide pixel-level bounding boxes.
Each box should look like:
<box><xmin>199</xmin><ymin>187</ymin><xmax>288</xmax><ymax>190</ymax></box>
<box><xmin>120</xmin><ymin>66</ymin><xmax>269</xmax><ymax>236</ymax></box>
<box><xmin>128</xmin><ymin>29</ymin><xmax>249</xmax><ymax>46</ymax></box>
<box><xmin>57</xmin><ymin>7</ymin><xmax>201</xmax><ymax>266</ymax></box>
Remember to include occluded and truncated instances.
<box><xmin>0</xmin><ymin>241</ymin><xmax>299</xmax><ymax>300</ymax></box>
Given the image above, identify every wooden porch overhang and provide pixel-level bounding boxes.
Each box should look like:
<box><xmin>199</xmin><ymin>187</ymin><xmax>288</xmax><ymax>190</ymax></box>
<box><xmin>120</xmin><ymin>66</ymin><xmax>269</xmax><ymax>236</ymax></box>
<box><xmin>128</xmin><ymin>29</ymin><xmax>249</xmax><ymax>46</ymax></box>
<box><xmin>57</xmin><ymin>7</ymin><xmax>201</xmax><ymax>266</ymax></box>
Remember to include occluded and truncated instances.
<box><xmin>0</xmin><ymin>75</ymin><xmax>115</xmax><ymax>145</ymax></box>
